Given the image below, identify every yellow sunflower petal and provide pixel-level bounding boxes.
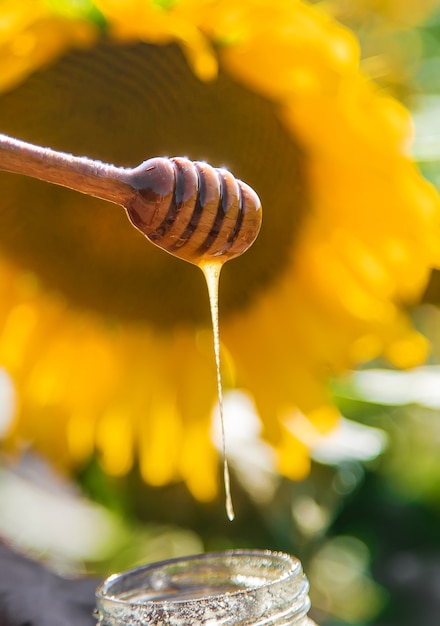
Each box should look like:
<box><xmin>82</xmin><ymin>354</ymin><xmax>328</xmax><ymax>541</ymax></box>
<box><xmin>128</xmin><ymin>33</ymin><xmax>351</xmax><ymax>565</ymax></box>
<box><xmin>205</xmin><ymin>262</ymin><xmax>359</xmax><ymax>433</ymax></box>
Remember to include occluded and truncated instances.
<box><xmin>95</xmin><ymin>0</ymin><xmax>218</xmax><ymax>80</ymax></box>
<box><xmin>0</xmin><ymin>0</ymin><xmax>95</xmax><ymax>92</ymax></box>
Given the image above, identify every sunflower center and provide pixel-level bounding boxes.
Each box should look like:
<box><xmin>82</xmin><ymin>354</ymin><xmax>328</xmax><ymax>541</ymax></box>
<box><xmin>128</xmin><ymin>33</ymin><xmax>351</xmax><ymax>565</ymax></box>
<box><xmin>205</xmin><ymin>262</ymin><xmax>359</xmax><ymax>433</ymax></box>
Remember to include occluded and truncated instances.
<box><xmin>0</xmin><ymin>40</ymin><xmax>307</xmax><ymax>328</ymax></box>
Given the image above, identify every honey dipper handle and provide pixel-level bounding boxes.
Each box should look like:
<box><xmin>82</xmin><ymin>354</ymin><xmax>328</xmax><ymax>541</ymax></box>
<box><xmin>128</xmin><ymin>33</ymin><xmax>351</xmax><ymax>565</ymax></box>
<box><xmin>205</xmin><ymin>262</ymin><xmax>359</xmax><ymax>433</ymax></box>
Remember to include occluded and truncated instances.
<box><xmin>0</xmin><ymin>133</ymin><xmax>133</xmax><ymax>205</ymax></box>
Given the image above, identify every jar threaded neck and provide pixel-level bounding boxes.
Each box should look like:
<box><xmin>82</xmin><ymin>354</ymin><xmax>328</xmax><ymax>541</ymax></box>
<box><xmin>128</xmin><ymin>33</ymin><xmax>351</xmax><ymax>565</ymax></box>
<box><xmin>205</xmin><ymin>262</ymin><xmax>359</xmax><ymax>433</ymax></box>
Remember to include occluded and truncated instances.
<box><xmin>96</xmin><ymin>550</ymin><xmax>314</xmax><ymax>625</ymax></box>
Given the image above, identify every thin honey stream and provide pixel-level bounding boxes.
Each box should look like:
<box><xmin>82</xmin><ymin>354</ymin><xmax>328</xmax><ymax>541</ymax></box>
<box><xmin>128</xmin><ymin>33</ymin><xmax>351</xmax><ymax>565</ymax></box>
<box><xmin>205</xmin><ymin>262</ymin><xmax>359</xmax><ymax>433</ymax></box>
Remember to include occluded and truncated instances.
<box><xmin>201</xmin><ymin>261</ymin><xmax>235</xmax><ymax>522</ymax></box>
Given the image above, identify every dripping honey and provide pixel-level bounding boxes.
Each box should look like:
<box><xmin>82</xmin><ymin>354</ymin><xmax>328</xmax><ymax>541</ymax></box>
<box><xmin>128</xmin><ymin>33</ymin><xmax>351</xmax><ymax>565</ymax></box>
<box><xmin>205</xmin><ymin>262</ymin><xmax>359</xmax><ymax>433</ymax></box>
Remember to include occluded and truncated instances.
<box><xmin>0</xmin><ymin>136</ymin><xmax>262</xmax><ymax>520</ymax></box>
<box><xmin>202</xmin><ymin>261</ymin><xmax>235</xmax><ymax>521</ymax></box>
<box><xmin>125</xmin><ymin>157</ymin><xmax>262</xmax><ymax>520</ymax></box>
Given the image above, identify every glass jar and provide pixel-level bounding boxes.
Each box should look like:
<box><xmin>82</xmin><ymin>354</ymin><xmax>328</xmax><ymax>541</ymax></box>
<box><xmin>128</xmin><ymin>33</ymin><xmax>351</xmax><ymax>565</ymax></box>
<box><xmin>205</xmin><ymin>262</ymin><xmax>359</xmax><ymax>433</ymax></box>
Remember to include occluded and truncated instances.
<box><xmin>95</xmin><ymin>549</ymin><xmax>317</xmax><ymax>625</ymax></box>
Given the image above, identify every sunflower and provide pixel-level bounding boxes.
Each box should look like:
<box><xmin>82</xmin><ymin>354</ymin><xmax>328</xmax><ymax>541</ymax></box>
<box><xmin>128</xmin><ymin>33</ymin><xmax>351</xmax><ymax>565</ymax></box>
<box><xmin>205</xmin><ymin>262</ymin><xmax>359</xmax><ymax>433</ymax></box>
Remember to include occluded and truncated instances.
<box><xmin>0</xmin><ymin>0</ymin><xmax>439</xmax><ymax>502</ymax></box>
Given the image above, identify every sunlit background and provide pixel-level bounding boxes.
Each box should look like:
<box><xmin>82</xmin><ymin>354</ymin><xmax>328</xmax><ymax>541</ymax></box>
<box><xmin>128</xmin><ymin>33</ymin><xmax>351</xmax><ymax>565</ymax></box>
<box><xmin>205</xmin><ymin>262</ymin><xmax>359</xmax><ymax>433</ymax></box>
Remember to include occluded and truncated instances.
<box><xmin>2</xmin><ymin>1</ymin><xmax>440</xmax><ymax>625</ymax></box>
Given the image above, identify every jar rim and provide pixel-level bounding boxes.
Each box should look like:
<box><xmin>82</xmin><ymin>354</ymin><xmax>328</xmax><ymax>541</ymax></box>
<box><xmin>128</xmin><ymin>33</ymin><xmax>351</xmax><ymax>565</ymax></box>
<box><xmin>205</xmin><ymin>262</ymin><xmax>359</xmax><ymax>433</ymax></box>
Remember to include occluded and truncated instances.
<box><xmin>96</xmin><ymin>549</ymin><xmax>303</xmax><ymax>607</ymax></box>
